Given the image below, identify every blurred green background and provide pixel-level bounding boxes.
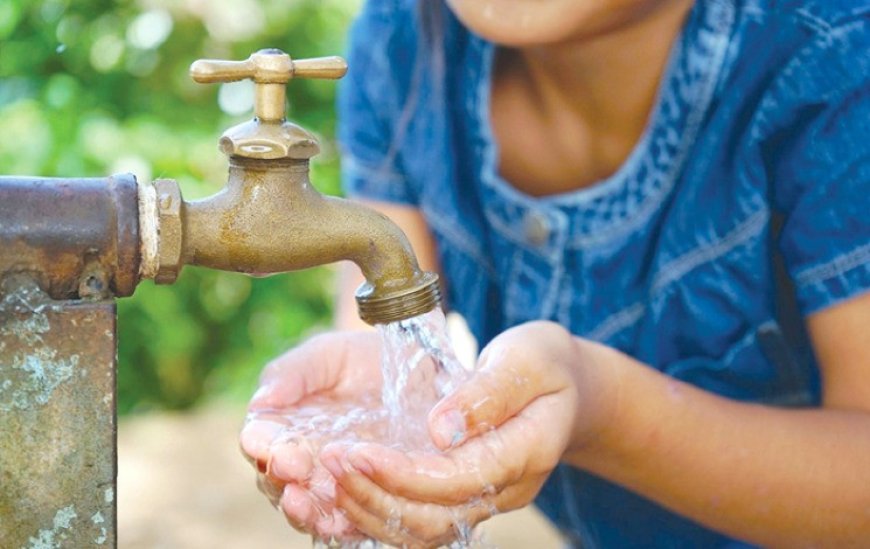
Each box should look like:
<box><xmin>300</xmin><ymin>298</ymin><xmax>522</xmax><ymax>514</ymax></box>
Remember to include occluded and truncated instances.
<box><xmin>0</xmin><ymin>0</ymin><xmax>361</xmax><ymax>413</ymax></box>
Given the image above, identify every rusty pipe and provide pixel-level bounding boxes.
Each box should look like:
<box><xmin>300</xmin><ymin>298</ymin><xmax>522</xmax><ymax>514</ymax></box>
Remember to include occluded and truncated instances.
<box><xmin>140</xmin><ymin>158</ymin><xmax>440</xmax><ymax>324</ymax></box>
<box><xmin>0</xmin><ymin>174</ymin><xmax>141</xmax><ymax>299</ymax></box>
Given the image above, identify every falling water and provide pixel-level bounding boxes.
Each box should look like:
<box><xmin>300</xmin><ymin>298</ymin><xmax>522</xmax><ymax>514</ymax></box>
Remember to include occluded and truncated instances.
<box><xmin>247</xmin><ymin>308</ymin><xmax>496</xmax><ymax>548</ymax></box>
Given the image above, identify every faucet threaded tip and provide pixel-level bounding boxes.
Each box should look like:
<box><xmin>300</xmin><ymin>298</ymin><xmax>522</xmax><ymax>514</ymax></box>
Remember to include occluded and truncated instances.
<box><xmin>355</xmin><ymin>271</ymin><xmax>441</xmax><ymax>325</ymax></box>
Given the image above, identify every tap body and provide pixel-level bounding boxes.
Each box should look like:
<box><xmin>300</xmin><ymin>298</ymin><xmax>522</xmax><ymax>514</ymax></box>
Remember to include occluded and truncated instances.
<box><xmin>146</xmin><ymin>157</ymin><xmax>439</xmax><ymax>324</ymax></box>
<box><xmin>185</xmin><ymin>157</ymin><xmax>425</xmax><ymax>290</ymax></box>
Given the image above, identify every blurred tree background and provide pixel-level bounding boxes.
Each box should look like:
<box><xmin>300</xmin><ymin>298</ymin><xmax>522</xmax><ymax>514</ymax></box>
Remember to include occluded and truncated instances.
<box><xmin>0</xmin><ymin>0</ymin><xmax>361</xmax><ymax>413</ymax></box>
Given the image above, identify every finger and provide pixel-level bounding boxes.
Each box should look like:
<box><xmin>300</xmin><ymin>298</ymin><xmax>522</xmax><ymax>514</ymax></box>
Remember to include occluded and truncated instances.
<box><xmin>249</xmin><ymin>336</ymin><xmax>339</xmax><ymax>410</ymax></box>
<box><xmin>268</xmin><ymin>438</ymin><xmax>315</xmax><ymax>482</ymax></box>
<box><xmin>279</xmin><ymin>483</ymin><xmax>319</xmax><ymax>532</ymax></box>
<box><xmin>428</xmin><ymin>327</ymin><xmax>573</xmax><ymax>449</ymax></box>
<box><xmin>335</xmin><ymin>466</ymin><xmax>452</xmax><ymax>545</ymax></box>
<box><xmin>341</xmin><ymin>395</ymin><xmax>566</xmax><ymax>505</ymax></box>
<box><xmin>240</xmin><ymin>419</ymin><xmax>285</xmax><ymax>463</ymax></box>
<box><xmin>335</xmin><ymin>479</ymin><xmax>461</xmax><ymax>549</ymax></box>
<box><xmin>250</xmin><ymin>331</ymin><xmax>377</xmax><ymax>410</ymax></box>
<box><xmin>313</xmin><ymin>507</ymin><xmax>359</xmax><ymax>540</ymax></box>
<box><xmin>280</xmin><ymin>482</ymin><xmax>363</xmax><ymax>540</ymax></box>
<box><xmin>331</xmin><ymin>464</ymin><xmax>534</xmax><ymax>547</ymax></box>
<box><xmin>307</xmin><ymin>464</ymin><xmax>338</xmax><ymax>504</ymax></box>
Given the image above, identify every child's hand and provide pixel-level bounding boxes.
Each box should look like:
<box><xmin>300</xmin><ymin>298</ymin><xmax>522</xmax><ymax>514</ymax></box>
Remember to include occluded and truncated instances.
<box><xmin>239</xmin><ymin>330</ymin><xmax>384</xmax><ymax>540</ymax></box>
<box><xmin>320</xmin><ymin>321</ymin><xmax>618</xmax><ymax>548</ymax></box>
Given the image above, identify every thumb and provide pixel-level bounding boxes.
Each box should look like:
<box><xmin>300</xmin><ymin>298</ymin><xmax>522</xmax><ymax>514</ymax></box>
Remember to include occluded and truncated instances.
<box><xmin>427</xmin><ymin>333</ymin><xmax>566</xmax><ymax>450</ymax></box>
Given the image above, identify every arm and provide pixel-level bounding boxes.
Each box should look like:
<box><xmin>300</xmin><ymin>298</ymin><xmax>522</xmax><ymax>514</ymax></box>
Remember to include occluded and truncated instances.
<box><xmin>323</xmin><ymin>292</ymin><xmax>870</xmax><ymax>547</ymax></box>
<box><xmin>333</xmin><ymin>198</ymin><xmax>440</xmax><ymax>330</ymax></box>
<box><xmin>565</xmin><ymin>290</ymin><xmax>870</xmax><ymax>546</ymax></box>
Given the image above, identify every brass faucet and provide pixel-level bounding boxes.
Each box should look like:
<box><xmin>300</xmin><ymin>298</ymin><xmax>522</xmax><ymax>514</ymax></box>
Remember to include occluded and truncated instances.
<box><xmin>139</xmin><ymin>49</ymin><xmax>439</xmax><ymax>324</ymax></box>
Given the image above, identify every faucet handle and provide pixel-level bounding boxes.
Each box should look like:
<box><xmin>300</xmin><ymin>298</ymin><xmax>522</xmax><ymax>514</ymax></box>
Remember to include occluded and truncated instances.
<box><xmin>190</xmin><ymin>49</ymin><xmax>347</xmax><ymax>122</ymax></box>
<box><xmin>190</xmin><ymin>49</ymin><xmax>347</xmax><ymax>160</ymax></box>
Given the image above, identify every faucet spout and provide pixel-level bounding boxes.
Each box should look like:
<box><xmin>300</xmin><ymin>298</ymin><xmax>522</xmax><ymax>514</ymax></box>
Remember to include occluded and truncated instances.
<box><xmin>146</xmin><ymin>157</ymin><xmax>440</xmax><ymax>324</ymax></box>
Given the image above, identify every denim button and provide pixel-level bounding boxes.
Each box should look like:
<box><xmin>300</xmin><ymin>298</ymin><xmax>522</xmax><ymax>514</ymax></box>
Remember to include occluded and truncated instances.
<box><xmin>524</xmin><ymin>211</ymin><xmax>551</xmax><ymax>246</ymax></box>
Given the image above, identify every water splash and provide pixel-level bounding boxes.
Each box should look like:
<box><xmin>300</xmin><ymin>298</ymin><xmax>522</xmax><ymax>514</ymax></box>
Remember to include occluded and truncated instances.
<box><xmin>378</xmin><ymin>308</ymin><xmax>471</xmax><ymax>449</ymax></box>
<box><xmin>247</xmin><ymin>308</ymin><xmax>497</xmax><ymax>547</ymax></box>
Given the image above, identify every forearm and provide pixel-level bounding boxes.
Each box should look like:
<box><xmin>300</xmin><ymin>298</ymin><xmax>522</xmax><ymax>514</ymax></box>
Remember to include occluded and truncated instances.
<box><xmin>565</xmin><ymin>341</ymin><xmax>870</xmax><ymax>546</ymax></box>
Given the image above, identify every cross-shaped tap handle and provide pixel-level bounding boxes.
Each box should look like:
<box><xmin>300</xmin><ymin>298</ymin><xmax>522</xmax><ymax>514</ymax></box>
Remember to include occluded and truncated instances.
<box><xmin>190</xmin><ymin>49</ymin><xmax>347</xmax><ymax>122</ymax></box>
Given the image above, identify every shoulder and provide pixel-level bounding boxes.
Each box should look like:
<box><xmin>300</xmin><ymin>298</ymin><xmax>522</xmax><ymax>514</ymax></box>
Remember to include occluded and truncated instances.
<box><xmin>342</xmin><ymin>1</ymin><xmax>465</xmax><ymax>107</ymax></box>
<box><xmin>736</xmin><ymin>2</ymin><xmax>869</xmax><ymax>237</ymax></box>
<box><xmin>739</xmin><ymin>0</ymin><xmax>870</xmax><ymax>68</ymax></box>
<box><xmin>339</xmin><ymin>0</ymin><xmax>421</xmax><ymax>128</ymax></box>
<box><xmin>725</xmin><ymin>0</ymin><xmax>869</xmax><ymax>134</ymax></box>
<box><xmin>770</xmin><ymin>0</ymin><xmax>870</xmax><ymax>30</ymax></box>
<box><xmin>339</xmin><ymin>0</ymin><xmax>475</xmax><ymax>140</ymax></box>
<box><xmin>345</xmin><ymin>0</ymin><xmax>419</xmax><ymax>74</ymax></box>
<box><xmin>747</xmin><ymin>0</ymin><xmax>870</xmax><ymax>78</ymax></box>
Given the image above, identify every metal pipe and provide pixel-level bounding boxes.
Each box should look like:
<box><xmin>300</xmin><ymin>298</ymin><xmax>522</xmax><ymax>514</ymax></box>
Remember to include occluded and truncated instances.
<box><xmin>0</xmin><ymin>174</ymin><xmax>141</xmax><ymax>299</ymax></box>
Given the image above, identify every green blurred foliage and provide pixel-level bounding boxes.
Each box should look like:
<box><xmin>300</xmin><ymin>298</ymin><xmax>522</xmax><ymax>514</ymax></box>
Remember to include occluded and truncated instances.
<box><xmin>0</xmin><ymin>0</ymin><xmax>361</xmax><ymax>413</ymax></box>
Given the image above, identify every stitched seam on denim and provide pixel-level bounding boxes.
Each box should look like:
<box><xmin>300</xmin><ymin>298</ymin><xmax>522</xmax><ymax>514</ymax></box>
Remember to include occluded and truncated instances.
<box><xmin>664</xmin><ymin>321</ymin><xmax>760</xmax><ymax>377</ymax></box>
<box><xmin>794</xmin><ymin>4</ymin><xmax>870</xmax><ymax>32</ymax></box>
<box><xmin>568</xmin><ymin>1</ymin><xmax>736</xmax><ymax>248</ymax></box>
<box><xmin>540</xmin><ymin>212</ymin><xmax>569</xmax><ymax>320</ymax></box>
<box><xmin>795</xmin><ymin>8</ymin><xmax>834</xmax><ymax>35</ymax></box>
<box><xmin>587</xmin><ymin>302</ymin><xmax>645</xmax><ymax>343</ymax></box>
<box><xmin>380</xmin><ymin>7</ymin><xmax>430</xmax><ymax>177</ymax></box>
<box><xmin>556</xmin><ymin>276</ymin><xmax>574</xmax><ymax>326</ymax></box>
<box><xmin>504</xmin><ymin>249</ymin><xmax>526</xmax><ymax>323</ymax></box>
<box><xmin>794</xmin><ymin>241</ymin><xmax>870</xmax><ymax>288</ymax></box>
<box><xmin>541</xmin><ymin>254</ymin><xmax>564</xmax><ymax>321</ymax></box>
<box><xmin>651</xmin><ymin>208</ymin><xmax>768</xmax><ymax>294</ymax></box>
<box><xmin>423</xmin><ymin>206</ymin><xmax>494</xmax><ymax>275</ymax></box>
<box><xmin>588</xmin><ymin>209</ymin><xmax>767</xmax><ymax>341</ymax></box>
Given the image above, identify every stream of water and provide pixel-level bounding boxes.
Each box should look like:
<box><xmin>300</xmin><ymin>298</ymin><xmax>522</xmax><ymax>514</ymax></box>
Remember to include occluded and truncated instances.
<box><xmin>246</xmin><ymin>308</ymin><xmax>494</xmax><ymax>548</ymax></box>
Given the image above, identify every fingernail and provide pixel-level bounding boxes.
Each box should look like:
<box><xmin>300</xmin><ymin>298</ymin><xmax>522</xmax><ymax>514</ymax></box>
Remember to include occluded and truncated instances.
<box><xmin>240</xmin><ymin>420</ymin><xmax>283</xmax><ymax>458</ymax></box>
<box><xmin>347</xmin><ymin>452</ymin><xmax>374</xmax><ymax>476</ymax></box>
<box><xmin>432</xmin><ymin>409</ymin><xmax>466</xmax><ymax>448</ymax></box>
<box><xmin>250</xmin><ymin>384</ymin><xmax>274</xmax><ymax>406</ymax></box>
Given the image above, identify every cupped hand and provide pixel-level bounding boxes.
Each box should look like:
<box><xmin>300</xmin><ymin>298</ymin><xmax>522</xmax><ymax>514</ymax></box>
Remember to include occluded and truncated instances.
<box><xmin>239</xmin><ymin>330</ymin><xmax>384</xmax><ymax>540</ymax></box>
<box><xmin>320</xmin><ymin>321</ymin><xmax>618</xmax><ymax>548</ymax></box>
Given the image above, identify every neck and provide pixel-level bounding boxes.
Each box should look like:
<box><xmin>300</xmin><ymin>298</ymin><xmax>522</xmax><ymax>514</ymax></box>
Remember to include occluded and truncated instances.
<box><xmin>510</xmin><ymin>0</ymin><xmax>694</xmax><ymax>137</ymax></box>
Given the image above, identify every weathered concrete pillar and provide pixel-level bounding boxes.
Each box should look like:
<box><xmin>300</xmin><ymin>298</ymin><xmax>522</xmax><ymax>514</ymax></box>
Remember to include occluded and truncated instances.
<box><xmin>0</xmin><ymin>281</ymin><xmax>117</xmax><ymax>548</ymax></box>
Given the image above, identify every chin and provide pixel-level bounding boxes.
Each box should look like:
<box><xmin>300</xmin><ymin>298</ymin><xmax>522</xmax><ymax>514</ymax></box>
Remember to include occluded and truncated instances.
<box><xmin>444</xmin><ymin>0</ymin><xmax>662</xmax><ymax>46</ymax></box>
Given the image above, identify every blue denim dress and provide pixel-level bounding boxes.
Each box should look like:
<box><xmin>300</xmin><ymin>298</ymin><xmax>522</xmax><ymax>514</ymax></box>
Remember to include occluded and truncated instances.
<box><xmin>337</xmin><ymin>0</ymin><xmax>870</xmax><ymax>546</ymax></box>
